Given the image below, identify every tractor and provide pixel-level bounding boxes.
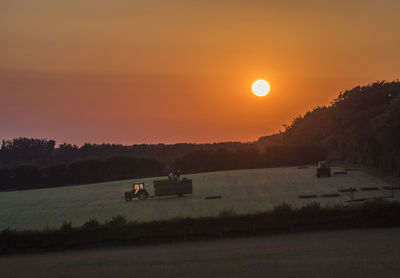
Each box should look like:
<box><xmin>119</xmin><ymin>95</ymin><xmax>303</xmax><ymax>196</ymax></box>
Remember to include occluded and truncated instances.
<box><xmin>124</xmin><ymin>182</ymin><xmax>149</xmax><ymax>201</ymax></box>
<box><xmin>317</xmin><ymin>161</ymin><xmax>331</xmax><ymax>177</ymax></box>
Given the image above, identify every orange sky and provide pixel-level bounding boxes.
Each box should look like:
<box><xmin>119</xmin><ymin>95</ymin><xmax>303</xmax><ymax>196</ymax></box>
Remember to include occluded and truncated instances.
<box><xmin>1</xmin><ymin>0</ymin><xmax>399</xmax><ymax>144</ymax></box>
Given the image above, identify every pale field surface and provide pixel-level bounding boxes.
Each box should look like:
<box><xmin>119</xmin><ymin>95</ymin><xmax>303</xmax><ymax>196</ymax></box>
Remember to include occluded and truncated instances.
<box><xmin>0</xmin><ymin>166</ymin><xmax>398</xmax><ymax>230</ymax></box>
<box><xmin>1</xmin><ymin>228</ymin><xmax>400</xmax><ymax>278</ymax></box>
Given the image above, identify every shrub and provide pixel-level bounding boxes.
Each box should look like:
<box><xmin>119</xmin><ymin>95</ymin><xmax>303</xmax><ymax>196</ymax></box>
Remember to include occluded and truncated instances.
<box><xmin>272</xmin><ymin>203</ymin><xmax>293</xmax><ymax>217</ymax></box>
<box><xmin>360</xmin><ymin>198</ymin><xmax>397</xmax><ymax>218</ymax></box>
<box><xmin>106</xmin><ymin>215</ymin><xmax>127</xmax><ymax>227</ymax></box>
<box><xmin>331</xmin><ymin>203</ymin><xmax>345</xmax><ymax>210</ymax></box>
<box><xmin>60</xmin><ymin>221</ymin><xmax>72</xmax><ymax>232</ymax></box>
<box><xmin>0</xmin><ymin>228</ymin><xmax>15</xmax><ymax>238</ymax></box>
<box><xmin>83</xmin><ymin>218</ymin><xmax>101</xmax><ymax>229</ymax></box>
<box><xmin>362</xmin><ymin>198</ymin><xmax>388</xmax><ymax>210</ymax></box>
<box><xmin>299</xmin><ymin>202</ymin><xmax>321</xmax><ymax>216</ymax></box>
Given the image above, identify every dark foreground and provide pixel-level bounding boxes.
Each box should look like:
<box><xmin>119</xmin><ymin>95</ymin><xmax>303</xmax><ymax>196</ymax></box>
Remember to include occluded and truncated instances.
<box><xmin>1</xmin><ymin>227</ymin><xmax>400</xmax><ymax>278</ymax></box>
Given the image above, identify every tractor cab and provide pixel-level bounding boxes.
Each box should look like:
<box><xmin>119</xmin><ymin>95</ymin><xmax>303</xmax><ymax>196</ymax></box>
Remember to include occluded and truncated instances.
<box><xmin>125</xmin><ymin>182</ymin><xmax>149</xmax><ymax>201</ymax></box>
<box><xmin>131</xmin><ymin>182</ymin><xmax>145</xmax><ymax>193</ymax></box>
<box><xmin>317</xmin><ymin>161</ymin><xmax>331</xmax><ymax>177</ymax></box>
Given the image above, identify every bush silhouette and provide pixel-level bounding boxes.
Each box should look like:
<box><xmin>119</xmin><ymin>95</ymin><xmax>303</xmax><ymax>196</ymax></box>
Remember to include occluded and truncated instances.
<box><xmin>106</xmin><ymin>215</ymin><xmax>127</xmax><ymax>227</ymax></box>
<box><xmin>83</xmin><ymin>218</ymin><xmax>101</xmax><ymax>229</ymax></box>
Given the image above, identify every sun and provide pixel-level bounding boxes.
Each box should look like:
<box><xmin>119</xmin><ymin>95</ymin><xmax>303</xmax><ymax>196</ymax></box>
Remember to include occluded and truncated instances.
<box><xmin>252</xmin><ymin>80</ymin><xmax>270</xmax><ymax>97</ymax></box>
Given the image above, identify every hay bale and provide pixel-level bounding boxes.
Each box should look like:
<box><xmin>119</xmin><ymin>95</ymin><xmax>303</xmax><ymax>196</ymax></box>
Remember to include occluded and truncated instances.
<box><xmin>383</xmin><ymin>186</ymin><xmax>400</xmax><ymax>190</ymax></box>
<box><xmin>321</xmin><ymin>193</ymin><xmax>341</xmax><ymax>198</ymax></box>
<box><xmin>299</xmin><ymin>194</ymin><xmax>317</xmax><ymax>199</ymax></box>
<box><xmin>204</xmin><ymin>195</ymin><xmax>222</xmax><ymax>200</ymax></box>
<box><xmin>361</xmin><ymin>187</ymin><xmax>380</xmax><ymax>191</ymax></box>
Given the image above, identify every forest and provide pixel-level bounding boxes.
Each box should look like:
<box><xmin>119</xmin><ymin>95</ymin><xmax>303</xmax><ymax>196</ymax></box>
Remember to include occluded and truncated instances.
<box><xmin>0</xmin><ymin>81</ymin><xmax>399</xmax><ymax>190</ymax></box>
<box><xmin>271</xmin><ymin>80</ymin><xmax>400</xmax><ymax>175</ymax></box>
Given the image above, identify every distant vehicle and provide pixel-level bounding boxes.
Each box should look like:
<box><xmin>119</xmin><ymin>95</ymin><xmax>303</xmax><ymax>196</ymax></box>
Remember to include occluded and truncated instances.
<box><xmin>317</xmin><ymin>161</ymin><xmax>331</xmax><ymax>177</ymax></box>
<box><xmin>124</xmin><ymin>178</ymin><xmax>193</xmax><ymax>201</ymax></box>
<box><xmin>125</xmin><ymin>182</ymin><xmax>149</xmax><ymax>201</ymax></box>
<box><xmin>153</xmin><ymin>178</ymin><xmax>193</xmax><ymax>198</ymax></box>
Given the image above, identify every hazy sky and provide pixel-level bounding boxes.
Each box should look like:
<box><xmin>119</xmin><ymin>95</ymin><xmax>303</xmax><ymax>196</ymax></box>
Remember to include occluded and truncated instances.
<box><xmin>1</xmin><ymin>0</ymin><xmax>399</xmax><ymax>144</ymax></box>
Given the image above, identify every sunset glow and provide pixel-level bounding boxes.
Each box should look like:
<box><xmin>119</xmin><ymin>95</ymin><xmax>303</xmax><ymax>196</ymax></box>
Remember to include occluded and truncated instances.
<box><xmin>1</xmin><ymin>1</ymin><xmax>399</xmax><ymax>144</ymax></box>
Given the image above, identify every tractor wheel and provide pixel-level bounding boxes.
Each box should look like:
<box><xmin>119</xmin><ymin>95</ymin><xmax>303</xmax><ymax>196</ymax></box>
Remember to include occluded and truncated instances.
<box><xmin>137</xmin><ymin>190</ymin><xmax>149</xmax><ymax>200</ymax></box>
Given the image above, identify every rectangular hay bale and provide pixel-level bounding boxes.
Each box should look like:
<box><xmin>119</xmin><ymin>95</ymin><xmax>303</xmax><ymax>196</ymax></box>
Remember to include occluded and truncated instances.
<box><xmin>360</xmin><ymin>187</ymin><xmax>380</xmax><ymax>191</ymax></box>
<box><xmin>299</xmin><ymin>194</ymin><xmax>317</xmax><ymax>199</ymax></box>
<box><xmin>321</xmin><ymin>193</ymin><xmax>341</xmax><ymax>198</ymax></box>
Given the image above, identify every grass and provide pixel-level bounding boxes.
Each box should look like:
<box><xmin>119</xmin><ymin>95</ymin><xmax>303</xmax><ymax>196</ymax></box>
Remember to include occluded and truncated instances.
<box><xmin>0</xmin><ymin>165</ymin><xmax>398</xmax><ymax>231</ymax></box>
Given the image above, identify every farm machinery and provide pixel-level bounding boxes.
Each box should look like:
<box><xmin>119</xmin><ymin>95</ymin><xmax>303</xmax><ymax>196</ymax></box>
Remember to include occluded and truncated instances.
<box><xmin>124</xmin><ymin>178</ymin><xmax>193</xmax><ymax>201</ymax></box>
<box><xmin>125</xmin><ymin>182</ymin><xmax>149</xmax><ymax>201</ymax></box>
<box><xmin>153</xmin><ymin>178</ymin><xmax>192</xmax><ymax>198</ymax></box>
<box><xmin>317</xmin><ymin>161</ymin><xmax>331</xmax><ymax>177</ymax></box>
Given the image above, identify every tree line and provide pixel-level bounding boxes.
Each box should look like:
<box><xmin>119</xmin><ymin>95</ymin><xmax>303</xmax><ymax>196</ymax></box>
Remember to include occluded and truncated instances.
<box><xmin>0</xmin><ymin>157</ymin><xmax>164</xmax><ymax>191</ymax></box>
<box><xmin>0</xmin><ymin>80</ymin><xmax>398</xmax><ymax>190</ymax></box>
<box><xmin>268</xmin><ymin>80</ymin><xmax>400</xmax><ymax>175</ymax></box>
<box><xmin>0</xmin><ymin>138</ymin><xmax>245</xmax><ymax>167</ymax></box>
<box><xmin>172</xmin><ymin>145</ymin><xmax>325</xmax><ymax>173</ymax></box>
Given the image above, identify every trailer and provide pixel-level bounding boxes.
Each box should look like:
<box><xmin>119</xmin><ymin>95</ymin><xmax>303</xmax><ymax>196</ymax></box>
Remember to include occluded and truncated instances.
<box><xmin>153</xmin><ymin>178</ymin><xmax>193</xmax><ymax>197</ymax></box>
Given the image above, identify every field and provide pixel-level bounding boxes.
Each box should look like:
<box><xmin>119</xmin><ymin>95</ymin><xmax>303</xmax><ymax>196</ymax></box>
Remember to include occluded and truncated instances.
<box><xmin>0</xmin><ymin>165</ymin><xmax>398</xmax><ymax>231</ymax></box>
<box><xmin>1</xmin><ymin>227</ymin><xmax>400</xmax><ymax>278</ymax></box>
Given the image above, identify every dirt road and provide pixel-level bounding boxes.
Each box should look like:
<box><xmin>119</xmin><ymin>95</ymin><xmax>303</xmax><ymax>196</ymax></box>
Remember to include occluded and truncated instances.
<box><xmin>1</xmin><ymin>227</ymin><xmax>400</xmax><ymax>278</ymax></box>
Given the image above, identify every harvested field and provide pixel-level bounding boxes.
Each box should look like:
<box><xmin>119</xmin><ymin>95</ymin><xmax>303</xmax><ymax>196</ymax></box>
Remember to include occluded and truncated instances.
<box><xmin>339</xmin><ymin>188</ymin><xmax>357</xmax><ymax>192</ymax></box>
<box><xmin>0</xmin><ymin>166</ymin><xmax>398</xmax><ymax>231</ymax></box>
<box><xmin>1</xmin><ymin>228</ymin><xmax>400</xmax><ymax>278</ymax></box>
